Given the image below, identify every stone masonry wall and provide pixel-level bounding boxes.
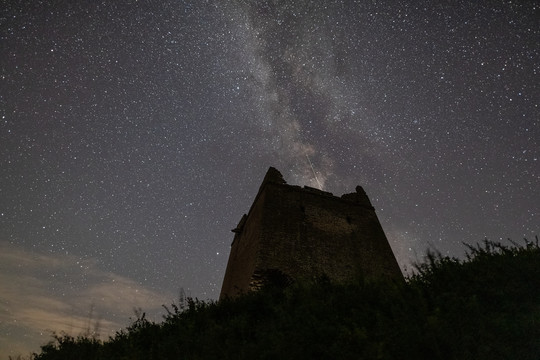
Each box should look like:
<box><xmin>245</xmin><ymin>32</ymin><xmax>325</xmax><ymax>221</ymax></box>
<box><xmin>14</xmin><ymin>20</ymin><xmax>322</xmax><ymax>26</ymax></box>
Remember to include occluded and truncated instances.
<box><xmin>220</xmin><ymin>168</ymin><xmax>402</xmax><ymax>299</ymax></box>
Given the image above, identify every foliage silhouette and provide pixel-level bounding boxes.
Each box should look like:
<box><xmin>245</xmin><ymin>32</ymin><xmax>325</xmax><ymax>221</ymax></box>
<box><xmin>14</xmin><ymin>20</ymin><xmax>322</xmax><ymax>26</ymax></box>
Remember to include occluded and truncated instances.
<box><xmin>32</xmin><ymin>238</ymin><xmax>540</xmax><ymax>359</ymax></box>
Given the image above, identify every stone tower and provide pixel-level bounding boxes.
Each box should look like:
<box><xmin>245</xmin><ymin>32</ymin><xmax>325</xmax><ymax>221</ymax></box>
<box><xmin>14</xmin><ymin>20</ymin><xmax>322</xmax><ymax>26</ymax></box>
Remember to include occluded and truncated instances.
<box><xmin>220</xmin><ymin>167</ymin><xmax>402</xmax><ymax>299</ymax></box>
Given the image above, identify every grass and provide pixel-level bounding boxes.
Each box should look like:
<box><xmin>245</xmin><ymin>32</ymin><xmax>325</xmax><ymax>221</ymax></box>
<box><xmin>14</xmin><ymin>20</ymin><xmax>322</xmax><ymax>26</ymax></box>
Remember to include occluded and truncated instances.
<box><xmin>30</xmin><ymin>237</ymin><xmax>540</xmax><ymax>360</ymax></box>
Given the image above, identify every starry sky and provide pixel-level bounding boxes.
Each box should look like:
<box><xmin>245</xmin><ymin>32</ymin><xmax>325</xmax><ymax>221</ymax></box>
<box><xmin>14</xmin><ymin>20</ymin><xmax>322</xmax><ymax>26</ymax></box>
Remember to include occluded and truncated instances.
<box><xmin>1</xmin><ymin>0</ymin><xmax>539</xmax><ymax>357</ymax></box>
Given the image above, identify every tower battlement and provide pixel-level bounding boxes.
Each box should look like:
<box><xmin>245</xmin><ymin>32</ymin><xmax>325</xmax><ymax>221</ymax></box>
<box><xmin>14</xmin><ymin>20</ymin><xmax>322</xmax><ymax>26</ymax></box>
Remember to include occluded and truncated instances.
<box><xmin>220</xmin><ymin>167</ymin><xmax>402</xmax><ymax>299</ymax></box>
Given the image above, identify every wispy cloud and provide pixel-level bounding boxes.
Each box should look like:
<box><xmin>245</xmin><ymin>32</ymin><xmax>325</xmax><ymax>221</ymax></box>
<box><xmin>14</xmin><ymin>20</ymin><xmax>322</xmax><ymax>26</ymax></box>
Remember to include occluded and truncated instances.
<box><xmin>0</xmin><ymin>241</ymin><xmax>174</xmax><ymax>359</ymax></box>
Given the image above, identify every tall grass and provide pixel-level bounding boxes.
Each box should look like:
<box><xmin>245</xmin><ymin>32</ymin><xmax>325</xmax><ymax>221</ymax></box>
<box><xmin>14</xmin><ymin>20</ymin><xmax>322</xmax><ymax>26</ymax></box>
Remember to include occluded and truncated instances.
<box><xmin>32</xmin><ymin>238</ymin><xmax>540</xmax><ymax>360</ymax></box>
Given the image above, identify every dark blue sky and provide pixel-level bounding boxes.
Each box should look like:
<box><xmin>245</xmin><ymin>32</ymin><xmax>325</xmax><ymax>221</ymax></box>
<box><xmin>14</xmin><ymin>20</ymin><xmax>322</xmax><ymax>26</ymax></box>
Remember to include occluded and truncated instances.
<box><xmin>1</xmin><ymin>1</ymin><xmax>538</xmax><ymax>357</ymax></box>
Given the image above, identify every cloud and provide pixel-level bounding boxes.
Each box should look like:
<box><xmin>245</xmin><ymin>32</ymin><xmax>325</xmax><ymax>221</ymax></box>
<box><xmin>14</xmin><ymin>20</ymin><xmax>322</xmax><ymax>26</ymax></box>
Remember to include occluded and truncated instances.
<box><xmin>0</xmin><ymin>241</ymin><xmax>173</xmax><ymax>359</ymax></box>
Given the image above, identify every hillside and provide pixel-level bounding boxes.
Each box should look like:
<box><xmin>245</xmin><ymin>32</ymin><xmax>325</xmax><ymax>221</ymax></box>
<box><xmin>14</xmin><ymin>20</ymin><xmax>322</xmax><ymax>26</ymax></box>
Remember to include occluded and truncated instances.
<box><xmin>32</xmin><ymin>239</ymin><xmax>540</xmax><ymax>360</ymax></box>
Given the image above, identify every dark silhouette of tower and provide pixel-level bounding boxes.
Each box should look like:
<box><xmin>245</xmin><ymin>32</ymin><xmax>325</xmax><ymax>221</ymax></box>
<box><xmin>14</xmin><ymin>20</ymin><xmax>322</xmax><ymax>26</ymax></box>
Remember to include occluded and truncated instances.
<box><xmin>220</xmin><ymin>167</ymin><xmax>402</xmax><ymax>299</ymax></box>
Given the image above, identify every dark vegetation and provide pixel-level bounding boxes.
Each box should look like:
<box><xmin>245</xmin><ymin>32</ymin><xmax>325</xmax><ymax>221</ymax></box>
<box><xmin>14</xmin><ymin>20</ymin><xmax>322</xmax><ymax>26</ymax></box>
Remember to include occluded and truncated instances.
<box><xmin>31</xmin><ymin>239</ymin><xmax>540</xmax><ymax>359</ymax></box>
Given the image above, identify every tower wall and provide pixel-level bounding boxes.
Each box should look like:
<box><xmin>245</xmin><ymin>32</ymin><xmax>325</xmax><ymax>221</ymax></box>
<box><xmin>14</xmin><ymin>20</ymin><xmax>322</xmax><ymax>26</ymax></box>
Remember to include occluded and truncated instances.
<box><xmin>220</xmin><ymin>167</ymin><xmax>402</xmax><ymax>299</ymax></box>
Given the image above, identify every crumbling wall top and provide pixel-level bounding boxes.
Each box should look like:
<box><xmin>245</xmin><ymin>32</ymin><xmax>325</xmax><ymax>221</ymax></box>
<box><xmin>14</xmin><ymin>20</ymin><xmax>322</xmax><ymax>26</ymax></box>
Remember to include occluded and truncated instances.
<box><xmin>340</xmin><ymin>186</ymin><xmax>374</xmax><ymax>209</ymax></box>
<box><xmin>262</xmin><ymin>167</ymin><xmax>287</xmax><ymax>185</ymax></box>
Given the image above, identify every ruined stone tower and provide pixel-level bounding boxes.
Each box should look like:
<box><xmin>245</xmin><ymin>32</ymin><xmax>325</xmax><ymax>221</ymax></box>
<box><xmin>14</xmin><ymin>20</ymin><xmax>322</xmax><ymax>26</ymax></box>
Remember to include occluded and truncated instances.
<box><xmin>220</xmin><ymin>167</ymin><xmax>402</xmax><ymax>299</ymax></box>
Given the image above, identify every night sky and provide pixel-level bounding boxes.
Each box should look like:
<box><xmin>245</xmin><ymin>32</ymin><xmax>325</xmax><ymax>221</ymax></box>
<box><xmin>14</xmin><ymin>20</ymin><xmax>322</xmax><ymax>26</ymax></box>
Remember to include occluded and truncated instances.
<box><xmin>1</xmin><ymin>1</ymin><xmax>539</xmax><ymax>357</ymax></box>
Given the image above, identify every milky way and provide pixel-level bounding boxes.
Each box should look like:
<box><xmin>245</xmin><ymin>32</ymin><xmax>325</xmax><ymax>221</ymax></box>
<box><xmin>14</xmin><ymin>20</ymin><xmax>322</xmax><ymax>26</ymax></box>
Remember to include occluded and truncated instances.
<box><xmin>1</xmin><ymin>1</ymin><xmax>538</xmax><ymax>357</ymax></box>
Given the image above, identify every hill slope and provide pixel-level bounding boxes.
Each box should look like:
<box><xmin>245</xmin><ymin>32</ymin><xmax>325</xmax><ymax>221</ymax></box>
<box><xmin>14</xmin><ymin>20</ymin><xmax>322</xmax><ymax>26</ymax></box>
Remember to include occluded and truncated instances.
<box><xmin>33</xmin><ymin>239</ymin><xmax>540</xmax><ymax>360</ymax></box>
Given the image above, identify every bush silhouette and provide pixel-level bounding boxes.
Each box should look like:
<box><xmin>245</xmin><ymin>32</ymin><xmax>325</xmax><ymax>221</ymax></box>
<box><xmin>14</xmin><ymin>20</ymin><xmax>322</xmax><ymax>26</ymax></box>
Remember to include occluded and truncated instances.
<box><xmin>32</xmin><ymin>238</ymin><xmax>540</xmax><ymax>360</ymax></box>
